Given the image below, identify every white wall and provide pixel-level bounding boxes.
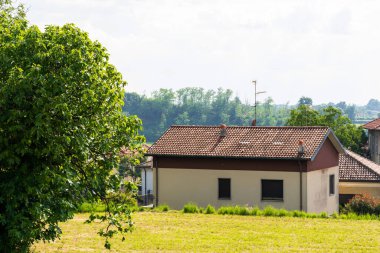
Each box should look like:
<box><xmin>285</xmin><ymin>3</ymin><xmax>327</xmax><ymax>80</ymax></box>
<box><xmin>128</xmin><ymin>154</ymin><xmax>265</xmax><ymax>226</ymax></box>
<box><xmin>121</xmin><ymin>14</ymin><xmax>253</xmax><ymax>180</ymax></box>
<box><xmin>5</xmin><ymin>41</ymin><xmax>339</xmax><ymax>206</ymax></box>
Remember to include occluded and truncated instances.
<box><xmin>306</xmin><ymin>166</ymin><xmax>339</xmax><ymax>214</ymax></box>
<box><xmin>141</xmin><ymin>167</ymin><xmax>153</xmax><ymax>195</ymax></box>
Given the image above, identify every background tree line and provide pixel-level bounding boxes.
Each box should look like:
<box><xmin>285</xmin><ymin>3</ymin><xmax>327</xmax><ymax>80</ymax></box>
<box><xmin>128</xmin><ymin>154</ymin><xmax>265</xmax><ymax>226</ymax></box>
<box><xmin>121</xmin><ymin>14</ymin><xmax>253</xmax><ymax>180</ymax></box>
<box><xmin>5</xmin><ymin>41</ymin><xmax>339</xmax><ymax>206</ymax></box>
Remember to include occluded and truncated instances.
<box><xmin>123</xmin><ymin>88</ymin><xmax>379</xmax><ymax>149</ymax></box>
<box><xmin>123</xmin><ymin>87</ymin><xmax>290</xmax><ymax>142</ymax></box>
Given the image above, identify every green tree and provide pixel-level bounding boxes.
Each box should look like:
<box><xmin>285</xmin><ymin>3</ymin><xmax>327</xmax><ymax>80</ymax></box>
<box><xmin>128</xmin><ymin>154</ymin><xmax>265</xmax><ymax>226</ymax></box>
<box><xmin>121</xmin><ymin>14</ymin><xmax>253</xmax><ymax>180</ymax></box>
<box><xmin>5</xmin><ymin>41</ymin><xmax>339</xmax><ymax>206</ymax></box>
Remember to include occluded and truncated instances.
<box><xmin>286</xmin><ymin>105</ymin><xmax>321</xmax><ymax>126</ymax></box>
<box><xmin>298</xmin><ymin>96</ymin><xmax>313</xmax><ymax>106</ymax></box>
<box><xmin>0</xmin><ymin>1</ymin><xmax>144</xmax><ymax>251</ymax></box>
<box><xmin>287</xmin><ymin>104</ymin><xmax>366</xmax><ymax>153</ymax></box>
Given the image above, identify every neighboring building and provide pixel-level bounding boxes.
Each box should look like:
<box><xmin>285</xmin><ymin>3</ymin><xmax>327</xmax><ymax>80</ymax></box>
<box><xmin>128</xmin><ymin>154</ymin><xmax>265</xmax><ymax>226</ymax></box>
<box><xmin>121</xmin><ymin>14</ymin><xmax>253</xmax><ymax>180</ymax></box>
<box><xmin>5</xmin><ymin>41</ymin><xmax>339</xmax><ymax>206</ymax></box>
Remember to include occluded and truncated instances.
<box><xmin>146</xmin><ymin>125</ymin><xmax>345</xmax><ymax>214</ymax></box>
<box><xmin>136</xmin><ymin>157</ymin><xmax>154</xmax><ymax>205</ymax></box>
<box><xmin>339</xmin><ymin>149</ymin><xmax>380</xmax><ymax>204</ymax></box>
<box><xmin>363</xmin><ymin>118</ymin><xmax>380</xmax><ymax>164</ymax></box>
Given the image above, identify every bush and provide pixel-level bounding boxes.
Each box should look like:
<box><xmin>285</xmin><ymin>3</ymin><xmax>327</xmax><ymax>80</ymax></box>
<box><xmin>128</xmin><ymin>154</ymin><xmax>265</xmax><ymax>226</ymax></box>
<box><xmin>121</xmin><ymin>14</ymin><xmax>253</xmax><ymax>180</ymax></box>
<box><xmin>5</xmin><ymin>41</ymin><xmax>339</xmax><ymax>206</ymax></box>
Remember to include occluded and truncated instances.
<box><xmin>307</xmin><ymin>213</ymin><xmax>318</xmax><ymax>219</ymax></box>
<box><xmin>183</xmin><ymin>203</ymin><xmax>199</xmax><ymax>213</ymax></box>
<box><xmin>292</xmin><ymin>210</ymin><xmax>307</xmax><ymax>218</ymax></box>
<box><xmin>278</xmin><ymin>209</ymin><xmax>290</xmax><ymax>217</ymax></box>
<box><xmin>156</xmin><ymin>204</ymin><xmax>170</xmax><ymax>212</ymax></box>
<box><xmin>250</xmin><ymin>206</ymin><xmax>261</xmax><ymax>216</ymax></box>
<box><xmin>217</xmin><ymin>206</ymin><xmax>233</xmax><ymax>215</ymax></box>
<box><xmin>237</xmin><ymin>206</ymin><xmax>250</xmax><ymax>216</ymax></box>
<box><xmin>345</xmin><ymin>193</ymin><xmax>380</xmax><ymax>215</ymax></box>
<box><xmin>205</xmin><ymin>205</ymin><xmax>216</xmax><ymax>214</ymax></box>
<box><xmin>263</xmin><ymin>206</ymin><xmax>278</xmax><ymax>217</ymax></box>
<box><xmin>375</xmin><ymin>204</ymin><xmax>380</xmax><ymax>215</ymax></box>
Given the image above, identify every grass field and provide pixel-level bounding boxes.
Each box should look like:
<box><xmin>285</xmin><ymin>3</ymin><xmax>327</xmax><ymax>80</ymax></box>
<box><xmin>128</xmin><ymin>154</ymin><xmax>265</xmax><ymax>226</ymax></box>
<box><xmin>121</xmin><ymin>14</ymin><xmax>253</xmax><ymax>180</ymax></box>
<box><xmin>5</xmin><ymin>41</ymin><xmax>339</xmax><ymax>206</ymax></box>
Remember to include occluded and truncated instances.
<box><xmin>32</xmin><ymin>211</ymin><xmax>380</xmax><ymax>252</ymax></box>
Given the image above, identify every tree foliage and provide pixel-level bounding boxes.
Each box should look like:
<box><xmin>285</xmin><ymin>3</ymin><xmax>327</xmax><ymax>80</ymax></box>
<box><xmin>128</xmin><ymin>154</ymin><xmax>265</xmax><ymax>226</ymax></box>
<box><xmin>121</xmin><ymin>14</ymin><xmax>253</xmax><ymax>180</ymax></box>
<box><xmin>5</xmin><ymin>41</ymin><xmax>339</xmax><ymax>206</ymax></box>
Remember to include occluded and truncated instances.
<box><xmin>0</xmin><ymin>1</ymin><xmax>144</xmax><ymax>251</ymax></box>
<box><xmin>287</xmin><ymin>105</ymin><xmax>366</xmax><ymax>153</ymax></box>
<box><xmin>298</xmin><ymin>96</ymin><xmax>313</xmax><ymax>106</ymax></box>
<box><xmin>123</xmin><ymin>88</ymin><xmax>290</xmax><ymax>142</ymax></box>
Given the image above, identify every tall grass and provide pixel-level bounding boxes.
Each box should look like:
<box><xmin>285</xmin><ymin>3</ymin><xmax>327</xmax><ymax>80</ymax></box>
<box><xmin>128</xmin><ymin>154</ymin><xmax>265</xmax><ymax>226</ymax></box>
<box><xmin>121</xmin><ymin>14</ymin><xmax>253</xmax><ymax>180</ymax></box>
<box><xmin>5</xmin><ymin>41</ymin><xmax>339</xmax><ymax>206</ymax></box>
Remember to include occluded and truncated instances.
<box><xmin>176</xmin><ymin>203</ymin><xmax>380</xmax><ymax>220</ymax></box>
<box><xmin>183</xmin><ymin>202</ymin><xmax>200</xmax><ymax>213</ymax></box>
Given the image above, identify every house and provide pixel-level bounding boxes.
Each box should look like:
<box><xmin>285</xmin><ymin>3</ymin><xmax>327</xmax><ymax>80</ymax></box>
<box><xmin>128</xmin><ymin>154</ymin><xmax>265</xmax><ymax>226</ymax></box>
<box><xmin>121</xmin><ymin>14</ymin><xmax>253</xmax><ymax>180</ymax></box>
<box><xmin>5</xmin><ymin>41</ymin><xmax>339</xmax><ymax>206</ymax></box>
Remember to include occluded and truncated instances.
<box><xmin>363</xmin><ymin>118</ymin><xmax>380</xmax><ymax>164</ymax></box>
<box><xmin>339</xmin><ymin>149</ymin><xmax>380</xmax><ymax>204</ymax></box>
<box><xmin>146</xmin><ymin>125</ymin><xmax>345</xmax><ymax>214</ymax></box>
<box><xmin>136</xmin><ymin>156</ymin><xmax>154</xmax><ymax>205</ymax></box>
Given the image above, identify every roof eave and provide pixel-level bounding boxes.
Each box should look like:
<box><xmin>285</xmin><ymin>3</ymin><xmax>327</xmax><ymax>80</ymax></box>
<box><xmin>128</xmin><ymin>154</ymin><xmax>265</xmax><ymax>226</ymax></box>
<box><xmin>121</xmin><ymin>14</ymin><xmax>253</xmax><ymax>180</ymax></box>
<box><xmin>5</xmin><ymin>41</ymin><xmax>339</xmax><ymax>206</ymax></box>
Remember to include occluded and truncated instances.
<box><xmin>339</xmin><ymin>179</ymin><xmax>380</xmax><ymax>183</ymax></box>
<box><xmin>145</xmin><ymin>153</ymin><xmax>310</xmax><ymax>161</ymax></box>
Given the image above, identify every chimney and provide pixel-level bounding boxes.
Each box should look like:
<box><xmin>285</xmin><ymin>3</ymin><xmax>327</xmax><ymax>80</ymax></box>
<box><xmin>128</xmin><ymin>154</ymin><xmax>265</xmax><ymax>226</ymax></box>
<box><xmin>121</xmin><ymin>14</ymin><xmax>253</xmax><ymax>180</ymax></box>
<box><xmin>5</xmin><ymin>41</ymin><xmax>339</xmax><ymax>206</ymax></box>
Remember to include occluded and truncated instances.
<box><xmin>298</xmin><ymin>140</ymin><xmax>305</xmax><ymax>156</ymax></box>
<box><xmin>251</xmin><ymin>119</ymin><xmax>257</xmax><ymax>126</ymax></box>
<box><xmin>220</xmin><ymin>124</ymin><xmax>227</xmax><ymax>137</ymax></box>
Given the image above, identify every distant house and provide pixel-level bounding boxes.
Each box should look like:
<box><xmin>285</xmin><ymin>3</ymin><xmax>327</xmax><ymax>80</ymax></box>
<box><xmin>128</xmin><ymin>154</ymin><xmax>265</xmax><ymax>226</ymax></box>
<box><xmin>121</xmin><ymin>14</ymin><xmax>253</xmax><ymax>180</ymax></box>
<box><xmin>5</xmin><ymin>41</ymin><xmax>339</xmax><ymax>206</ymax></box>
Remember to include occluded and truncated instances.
<box><xmin>146</xmin><ymin>125</ymin><xmax>345</xmax><ymax>214</ymax></box>
<box><xmin>339</xmin><ymin>149</ymin><xmax>380</xmax><ymax>204</ymax></box>
<box><xmin>136</xmin><ymin>157</ymin><xmax>154</xmax><ymax>205</ymax></box>
<box><xmin>363</xmin><ymin>118</ymin><xmax>380</xmax><ymax>164</ymax></box>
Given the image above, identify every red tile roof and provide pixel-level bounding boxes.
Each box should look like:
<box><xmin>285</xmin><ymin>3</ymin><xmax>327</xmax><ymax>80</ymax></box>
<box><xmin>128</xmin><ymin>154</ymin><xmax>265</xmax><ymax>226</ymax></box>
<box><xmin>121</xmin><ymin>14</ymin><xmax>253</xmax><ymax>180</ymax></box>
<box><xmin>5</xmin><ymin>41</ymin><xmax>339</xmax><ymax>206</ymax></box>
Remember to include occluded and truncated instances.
<box><xmin>147</xmin><ymin>125</ymin><xmax>343</xmax><ymax>160</ymax></box>
<box><xmin>363</xmin><ymin>118</ymin><xmax>380</xmax><ymax>130</ymax></box>
<box><xmin>339</xmin><ymin>150</ymin><xmax>380</xmax><ymax>182</ymax></box>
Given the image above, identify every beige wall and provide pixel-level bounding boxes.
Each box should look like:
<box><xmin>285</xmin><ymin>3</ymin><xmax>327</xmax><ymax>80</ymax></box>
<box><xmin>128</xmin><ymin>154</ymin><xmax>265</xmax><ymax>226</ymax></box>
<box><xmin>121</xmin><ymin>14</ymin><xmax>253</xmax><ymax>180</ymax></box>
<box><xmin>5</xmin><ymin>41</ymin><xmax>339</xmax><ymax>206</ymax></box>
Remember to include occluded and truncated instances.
<box><xmin>306</xmin><ymin>166</ymin><xmax>339</xmax><ymax>214</ymax></box>
<box><xmin>339</xmin><ymin>182</ymin><xmax>380</xmax><ymax>198</ymax></box>
<box><xmin>154</xmin><ymin>167</ymin><xmax>338</xmax><ymax>214</ymax></box>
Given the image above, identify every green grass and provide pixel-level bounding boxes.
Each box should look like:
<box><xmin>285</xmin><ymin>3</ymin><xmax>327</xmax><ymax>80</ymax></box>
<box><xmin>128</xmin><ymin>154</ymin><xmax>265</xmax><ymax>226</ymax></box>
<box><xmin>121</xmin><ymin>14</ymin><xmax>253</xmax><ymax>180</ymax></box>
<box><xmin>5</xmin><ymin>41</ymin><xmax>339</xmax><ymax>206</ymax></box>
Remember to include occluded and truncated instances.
<box><xmin>32</xmin><ymin>212</ymin><xmax>380</xmax><ymax>252</ymax></box>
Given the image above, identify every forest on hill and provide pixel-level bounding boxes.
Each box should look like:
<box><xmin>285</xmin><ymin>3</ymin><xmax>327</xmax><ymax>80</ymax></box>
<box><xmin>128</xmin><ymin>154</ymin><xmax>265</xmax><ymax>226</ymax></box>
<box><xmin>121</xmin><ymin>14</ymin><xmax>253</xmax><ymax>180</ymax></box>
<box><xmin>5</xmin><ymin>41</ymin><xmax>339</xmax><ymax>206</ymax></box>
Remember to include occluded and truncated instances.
<box><xmin>122</xmin><ymin>87</ymin><xmax>380</xmax><ymax>143</ymax></box>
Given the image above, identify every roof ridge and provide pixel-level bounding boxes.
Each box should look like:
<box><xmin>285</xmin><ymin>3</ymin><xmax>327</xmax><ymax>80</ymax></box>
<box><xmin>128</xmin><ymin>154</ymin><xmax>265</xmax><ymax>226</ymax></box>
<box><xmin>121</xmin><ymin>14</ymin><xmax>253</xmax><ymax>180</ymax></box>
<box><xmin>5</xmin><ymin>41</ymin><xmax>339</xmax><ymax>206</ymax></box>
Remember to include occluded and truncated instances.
<box><xmin>171</xmin><ymin>125</ymin><xmax>330</xmax><ymax>129</ymax></box>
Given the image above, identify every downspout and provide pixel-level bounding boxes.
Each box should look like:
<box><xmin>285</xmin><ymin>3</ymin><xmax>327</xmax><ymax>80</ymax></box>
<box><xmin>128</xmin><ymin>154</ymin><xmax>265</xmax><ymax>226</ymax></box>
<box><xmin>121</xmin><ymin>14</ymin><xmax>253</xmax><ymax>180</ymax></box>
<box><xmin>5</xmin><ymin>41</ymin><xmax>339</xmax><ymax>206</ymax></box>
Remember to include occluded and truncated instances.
<box><xmin>155</xmin><ymin>157</ymin><xmax>159</xmax><ymax>207</ymax></box>
<box><xmin>297</xmin><ymin>140</ymin><xmax>305</xmax><ymax>211</ymax></box>
<box><xmin>298</xmin><ymin>159</ymin><xmax>303</xmax><ymax>211</ymax></box>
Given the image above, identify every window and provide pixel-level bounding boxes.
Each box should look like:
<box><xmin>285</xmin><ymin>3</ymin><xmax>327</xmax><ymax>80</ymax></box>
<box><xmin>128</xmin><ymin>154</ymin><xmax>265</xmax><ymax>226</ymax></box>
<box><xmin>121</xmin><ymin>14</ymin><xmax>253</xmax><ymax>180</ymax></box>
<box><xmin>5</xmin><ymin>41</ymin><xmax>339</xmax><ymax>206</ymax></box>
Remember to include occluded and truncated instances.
<box><xmin>261</xmin><ymin>180</ymin><xmax>283</xmax><ymax>201</ymax></box>
<box><xmin>329</xmin><ymin>174</ymin><xmax>335</xmax><ymax>195</ymax></box>
<box><xmin>218</xmin><ymin>178</ymin><xmax>231</xmax><ymax>199</ymax></box>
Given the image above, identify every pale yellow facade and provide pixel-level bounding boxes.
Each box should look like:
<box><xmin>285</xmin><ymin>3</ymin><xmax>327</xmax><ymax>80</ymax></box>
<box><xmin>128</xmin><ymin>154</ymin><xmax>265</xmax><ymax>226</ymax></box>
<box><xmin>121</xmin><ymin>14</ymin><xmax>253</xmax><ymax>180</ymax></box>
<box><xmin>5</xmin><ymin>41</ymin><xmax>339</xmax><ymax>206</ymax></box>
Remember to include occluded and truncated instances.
<box><xmin>153</xmin><ymin>166</ymin><xmax>339</xmax><ymax>214</ymax></box>
<box><xmin>339</xmin><ymin>182</ymin><xmax>380</xmax><ymax>198</ymax></box>
<box><xmin>306</xmin><ymin>167</ymin><xmax>339</xmax><ymax>214</ymax></box>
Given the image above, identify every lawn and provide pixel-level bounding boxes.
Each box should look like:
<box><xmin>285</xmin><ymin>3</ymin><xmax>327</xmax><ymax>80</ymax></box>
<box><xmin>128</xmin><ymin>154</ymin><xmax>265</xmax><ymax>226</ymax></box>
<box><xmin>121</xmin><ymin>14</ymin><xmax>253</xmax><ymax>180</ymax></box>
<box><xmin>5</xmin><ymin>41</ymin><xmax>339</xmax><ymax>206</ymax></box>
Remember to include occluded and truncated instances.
<box><xmin>32</xmin><ymin>211</ymin><xmax>380</xmax><ymax>252</ymax></box>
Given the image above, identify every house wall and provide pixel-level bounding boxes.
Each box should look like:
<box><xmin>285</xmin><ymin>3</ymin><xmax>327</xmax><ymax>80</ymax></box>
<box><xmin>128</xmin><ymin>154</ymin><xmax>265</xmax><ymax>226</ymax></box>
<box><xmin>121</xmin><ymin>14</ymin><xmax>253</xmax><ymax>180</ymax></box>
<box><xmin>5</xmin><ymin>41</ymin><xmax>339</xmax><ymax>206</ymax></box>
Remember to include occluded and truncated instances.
<box><xmin>154</xmin><ymin>168</ymin><xmax>304</xmax><ymax>211</ymax></box>
<box><xmin>306</xmin><ymin>166</ymin><xmax>339</xmax><ymax>214</ymax></box>
<box><xmin>154</xmin><ymin>166</ymin><xmax>338</xmax><ymax>214</ymax></box>
<box><xmin>339</xmin><ymin>182</ymin><xmax>380</xmax><ymax>198</ymax></box>
<box><xmin>368</xmin><ymin>130</ymin><xmax>380</xmax><ymax>164</ymax></box>
<box><xmin>307</xmin><ymin>138</ymin><xmax>339</xmax><ymax>171</ymax></box>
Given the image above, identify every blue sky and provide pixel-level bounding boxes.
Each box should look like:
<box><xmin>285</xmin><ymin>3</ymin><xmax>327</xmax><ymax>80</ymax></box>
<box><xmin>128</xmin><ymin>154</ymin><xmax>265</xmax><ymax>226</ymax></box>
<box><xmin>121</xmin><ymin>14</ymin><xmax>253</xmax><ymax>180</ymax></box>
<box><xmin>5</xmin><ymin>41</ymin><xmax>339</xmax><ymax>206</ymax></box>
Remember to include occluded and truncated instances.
<box><xmin>25</xmin><ymin>0</ymin><xmax>380</xmax><ymax>105</ymax></box>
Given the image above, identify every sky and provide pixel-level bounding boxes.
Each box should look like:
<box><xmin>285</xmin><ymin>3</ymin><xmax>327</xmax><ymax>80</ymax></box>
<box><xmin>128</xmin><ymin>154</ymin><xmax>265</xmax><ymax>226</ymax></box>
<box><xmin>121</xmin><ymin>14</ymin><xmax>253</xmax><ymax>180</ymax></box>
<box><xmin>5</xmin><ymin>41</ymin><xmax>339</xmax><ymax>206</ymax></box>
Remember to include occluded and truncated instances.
<box><xmin>24</xmin><ymin>0</ymin><xmax>380</xmax><ymax>105</ymax></box>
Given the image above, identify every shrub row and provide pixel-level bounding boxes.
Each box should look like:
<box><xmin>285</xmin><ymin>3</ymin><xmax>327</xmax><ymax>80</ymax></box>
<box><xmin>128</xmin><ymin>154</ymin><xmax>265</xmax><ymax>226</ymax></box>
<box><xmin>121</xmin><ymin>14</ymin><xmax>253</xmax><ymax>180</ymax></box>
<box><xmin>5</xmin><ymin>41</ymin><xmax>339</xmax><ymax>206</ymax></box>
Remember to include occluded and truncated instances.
<box><xmin>343</xmin><ymin>193</ymin><xmax>380</xmax><ymax>215</ymax></box>
<box><xmin>182</xmin><ymin>203</ymin><xmax>329</xmax><ymax>218</ymax></box>
<box><xmin>180</xmin><ymin>202</ymin><xmax>380</xmax><ymax>220</ymax></box>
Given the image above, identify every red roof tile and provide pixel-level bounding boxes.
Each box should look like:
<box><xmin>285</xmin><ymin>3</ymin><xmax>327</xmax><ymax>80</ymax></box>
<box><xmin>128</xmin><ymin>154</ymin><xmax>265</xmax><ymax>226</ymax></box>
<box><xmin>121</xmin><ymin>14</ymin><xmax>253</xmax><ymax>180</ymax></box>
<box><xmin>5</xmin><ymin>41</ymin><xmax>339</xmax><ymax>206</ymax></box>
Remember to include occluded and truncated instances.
<box><xmin>363</xmin><ymin>118</ymin><xmax>380</xmax><ymax>130</ymax></box>
<box><xmin>147</xmin><ymin>125</ymin><xmax>343</xmax><ymax>160</ymax></box>
<box><xmin>339</xmin><ymin>150</ymin><xmax>380</xmax><ymax>182</ymax></box>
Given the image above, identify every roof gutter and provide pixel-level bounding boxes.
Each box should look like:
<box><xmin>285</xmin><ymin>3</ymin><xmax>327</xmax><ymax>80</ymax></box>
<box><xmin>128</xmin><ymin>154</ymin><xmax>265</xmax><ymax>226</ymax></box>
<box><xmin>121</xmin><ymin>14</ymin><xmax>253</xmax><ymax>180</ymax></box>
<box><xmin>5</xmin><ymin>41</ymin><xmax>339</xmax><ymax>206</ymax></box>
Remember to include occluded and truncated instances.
<box><xmin>145</xmin><ymin>154</ymin><xmax>311</xmax><ymax>161</ymax></box>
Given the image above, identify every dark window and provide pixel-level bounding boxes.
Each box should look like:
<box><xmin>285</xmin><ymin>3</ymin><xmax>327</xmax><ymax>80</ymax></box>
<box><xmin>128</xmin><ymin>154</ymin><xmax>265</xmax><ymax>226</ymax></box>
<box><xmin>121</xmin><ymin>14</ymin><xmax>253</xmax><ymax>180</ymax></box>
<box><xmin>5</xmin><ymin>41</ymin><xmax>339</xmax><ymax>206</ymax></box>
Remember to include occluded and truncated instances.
<box><xmin>329</xmin><ymin>174</ymin><xmax>335</xmax><ymax>195</ymax></box>
<box><xmin>218</xmin><ymin>178</ymin><xmax>231</xmax><ymax>199</ymax></box>
<box><xmin>261</xmin><ymin>180</ymin><xmax>283</xmax><ymax>201</ymax></box>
